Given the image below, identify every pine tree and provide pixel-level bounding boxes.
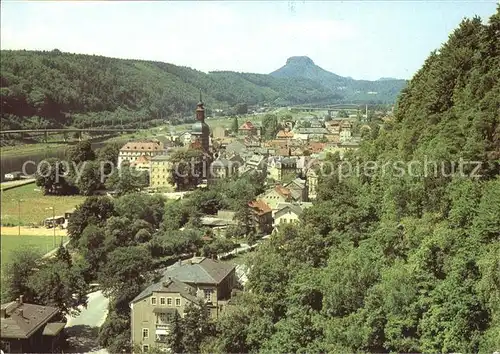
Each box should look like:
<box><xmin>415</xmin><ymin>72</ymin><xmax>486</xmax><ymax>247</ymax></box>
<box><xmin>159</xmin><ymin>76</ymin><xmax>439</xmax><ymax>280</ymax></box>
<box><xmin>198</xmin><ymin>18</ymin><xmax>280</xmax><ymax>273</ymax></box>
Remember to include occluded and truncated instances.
<box><xmin>231</xmin><ymin>116</ymin><xmax>239</xmax><ymax>134</ymax></box>
<box><xmin>55</xmin><ymin>242</ymin><xmax>72</xmax><ymax>267</ymax></box>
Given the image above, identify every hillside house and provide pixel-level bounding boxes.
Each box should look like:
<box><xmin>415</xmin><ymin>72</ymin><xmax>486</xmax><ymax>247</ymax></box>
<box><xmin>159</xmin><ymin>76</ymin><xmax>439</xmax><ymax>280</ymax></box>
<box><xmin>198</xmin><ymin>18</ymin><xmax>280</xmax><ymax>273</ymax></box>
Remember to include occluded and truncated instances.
<box><xmin>260</xmin><ymin>185</ymin><xmax>293</xmax><ymax>211</ymax></box>
<box><xmin>272</xmin><ymin>202</ymin><xmax>313</xmax><ymax>234</ymax></box>
<box><xmin>283</xmin><ymin>177</ymin><xmax>308</xmax><ymax>202</ymax></box>
<box><xmin>267</xmin><ymin>157</ymin><xmax>298</xmax><ymax>182</ymax></box>
<box><xmin>248</xmin><ymin>199</ymin><xmax>273</xmax><ymax>234</ymax></box>
<box><xmin>238</xmin><ymin>121</ymin><xmax>258</xmax><ymax>136</ymax></box>
<box><xmin>130</xmin><ymin>257</ymin><xmax>237</xmax><ymax>353</ymax></box>
<box><xmin>1</xmin><ymin>297</ymin><xmax>66</xmax><ymax>353</ymax></box>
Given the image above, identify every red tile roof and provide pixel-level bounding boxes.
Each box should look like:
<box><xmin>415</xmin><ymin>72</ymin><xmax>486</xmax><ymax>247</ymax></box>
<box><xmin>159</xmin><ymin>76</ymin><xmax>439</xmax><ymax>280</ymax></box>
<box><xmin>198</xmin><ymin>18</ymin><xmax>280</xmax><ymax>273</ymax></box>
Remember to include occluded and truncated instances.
<box><xmin>248</xmin><ymin>199</ymin><xmax>272</xmax><ymax>215</ymax></box>
<box><xmin>276</xmin><ymin>130</ymin><xmax>294</xmax><ymax>139</ymax></box>
<box><xmin>275</xmin><ymin>185</ymin><xmax>292</xmax><ymax>199</ymax></box>
<box><xmin>308</xmin><ymin>142</ymin><xmax>326</xmax><ymax>154</ymax></box>
<box><xmin>133</xmin><ymin>155</ymin><xmax>151</xmax><ymax>165</ymax></box>
<box><xmin>120</xmin><ymin>141</ymin><xmax>163</xmax><ymax>152</ymax></box>
<box><xmin>239</xmin><ymin>121</ymin><xmax>255</xmax><ymax>130</ymax></box>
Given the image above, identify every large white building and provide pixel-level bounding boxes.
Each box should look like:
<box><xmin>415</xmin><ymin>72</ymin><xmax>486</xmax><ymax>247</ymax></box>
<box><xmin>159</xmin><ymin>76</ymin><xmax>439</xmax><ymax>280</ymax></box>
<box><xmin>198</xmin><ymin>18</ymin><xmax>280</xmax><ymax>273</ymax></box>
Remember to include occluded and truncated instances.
<box><xmin>117</xmin><ymin>141</ymin><xmax>165</xmax><ymax>168</ymax></box>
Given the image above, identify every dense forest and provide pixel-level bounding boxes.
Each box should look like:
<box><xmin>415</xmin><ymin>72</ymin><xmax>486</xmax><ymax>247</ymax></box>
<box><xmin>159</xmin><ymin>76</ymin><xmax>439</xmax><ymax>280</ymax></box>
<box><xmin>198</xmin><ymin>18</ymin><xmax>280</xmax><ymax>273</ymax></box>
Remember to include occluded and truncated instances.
<box><xmin>0</xmin><ymin>50</ymin><xmax>404</xmax><ymax>131</ymax></box>
<box><xmin>201</xmin><ymin>10</ymin><xmax>500</xmax><ymax>353</ymax></box>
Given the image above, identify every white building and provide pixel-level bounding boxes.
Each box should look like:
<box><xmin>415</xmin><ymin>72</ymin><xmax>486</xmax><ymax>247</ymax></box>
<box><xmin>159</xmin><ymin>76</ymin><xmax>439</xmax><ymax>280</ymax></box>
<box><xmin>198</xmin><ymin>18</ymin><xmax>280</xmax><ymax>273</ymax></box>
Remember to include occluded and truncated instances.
<box><xmin>117</xmin><ymin>141</ymin><xmax>165</xmax><ymax>168</ymax></box>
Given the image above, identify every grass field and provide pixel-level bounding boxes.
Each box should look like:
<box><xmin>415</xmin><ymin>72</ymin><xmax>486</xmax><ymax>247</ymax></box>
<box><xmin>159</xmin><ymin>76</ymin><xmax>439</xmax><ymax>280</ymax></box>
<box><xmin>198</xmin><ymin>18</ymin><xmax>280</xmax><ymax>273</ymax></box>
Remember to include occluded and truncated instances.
<box><xmin>1</xmin><ymin>184</ymin><xmax>86</xmax><ymax>226</ymax></box>
<box><xmin>0</xmin><ymin>235</ymin><xmax>68</xmax><ymax>268</ymax></box>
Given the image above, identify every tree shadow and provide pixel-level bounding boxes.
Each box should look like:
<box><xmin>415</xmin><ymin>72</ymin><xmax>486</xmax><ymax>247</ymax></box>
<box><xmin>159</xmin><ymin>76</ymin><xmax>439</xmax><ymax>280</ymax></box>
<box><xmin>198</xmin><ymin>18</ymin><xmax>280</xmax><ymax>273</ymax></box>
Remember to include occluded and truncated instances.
<box><xmin>64</xmin><ymin>324</ymin><xmax>101</xmax><ymax>353</ymax></box>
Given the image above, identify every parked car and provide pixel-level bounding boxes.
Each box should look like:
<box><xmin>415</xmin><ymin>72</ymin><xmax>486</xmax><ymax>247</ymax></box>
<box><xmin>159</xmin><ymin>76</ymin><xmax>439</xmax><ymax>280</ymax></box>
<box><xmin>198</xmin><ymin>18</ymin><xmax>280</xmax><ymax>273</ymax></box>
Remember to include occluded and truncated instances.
<box><xmin>4</xmin><ymin>171</ymin><xmax>22</xmax><ymax>181</ymax></box>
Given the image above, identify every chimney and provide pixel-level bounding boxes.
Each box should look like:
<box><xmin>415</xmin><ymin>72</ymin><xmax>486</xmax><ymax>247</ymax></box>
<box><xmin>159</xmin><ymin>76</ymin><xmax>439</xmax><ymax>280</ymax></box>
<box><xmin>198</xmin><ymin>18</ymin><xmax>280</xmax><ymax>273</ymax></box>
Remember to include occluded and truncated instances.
<box><xmin>19</xmin><ymin>295</ymin><xmax>23</xmax><ymax>304</ymax></box>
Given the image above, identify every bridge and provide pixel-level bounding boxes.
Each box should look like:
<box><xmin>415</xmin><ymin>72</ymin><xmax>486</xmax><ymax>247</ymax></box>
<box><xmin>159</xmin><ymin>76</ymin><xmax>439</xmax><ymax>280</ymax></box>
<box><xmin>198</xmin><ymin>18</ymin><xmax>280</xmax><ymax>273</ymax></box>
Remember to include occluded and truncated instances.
<box><xmin>289</xmin><ymin>103</ymin><xmax>365</xmax><ymax>114</ymax></box>
<box><xmin>0</xmin><ymin>127</ymin><xmax>140</xmax><ymax>142</ymax></box>
<box><xmin>0</xmin><ymin>128</ymin><xmax>138</xmax><ymax>135</ymax></box>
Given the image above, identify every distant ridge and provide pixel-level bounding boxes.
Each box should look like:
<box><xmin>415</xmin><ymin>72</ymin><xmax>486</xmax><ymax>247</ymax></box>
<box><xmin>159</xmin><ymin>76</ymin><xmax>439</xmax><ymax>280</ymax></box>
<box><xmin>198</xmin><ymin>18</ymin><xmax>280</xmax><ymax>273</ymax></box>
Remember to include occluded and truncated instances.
<box><xmin>270</xmin><ymin>56</ymin><xmax>406</xmax><ymax>102</ymax></box>
<box><xmin>0</xmin><ymin>50</ymin><xmax>407</xmax><ymax>131</ymax></box>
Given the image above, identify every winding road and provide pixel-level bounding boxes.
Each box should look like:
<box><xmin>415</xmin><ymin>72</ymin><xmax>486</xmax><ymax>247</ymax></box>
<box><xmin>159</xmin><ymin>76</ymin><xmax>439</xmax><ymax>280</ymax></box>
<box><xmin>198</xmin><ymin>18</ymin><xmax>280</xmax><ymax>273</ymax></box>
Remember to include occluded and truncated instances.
<box><xmin>65</xmin><ymin>290</ymin><xmax>109</xmax><ymax>354</ymax></box>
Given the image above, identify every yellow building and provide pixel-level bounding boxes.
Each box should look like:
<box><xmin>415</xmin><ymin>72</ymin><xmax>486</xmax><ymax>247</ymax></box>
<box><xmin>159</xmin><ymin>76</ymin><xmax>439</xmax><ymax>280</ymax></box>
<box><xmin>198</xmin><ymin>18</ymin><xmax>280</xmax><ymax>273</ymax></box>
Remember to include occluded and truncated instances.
<box><xmin>150</xmin><ymin>155</ymin><xmax>175</xmax><ymax>192</ymax></box>
<box><xmin>130</xmin><ymin>257</ymin><xmax>237</xmax><ymax>353</ymax></box>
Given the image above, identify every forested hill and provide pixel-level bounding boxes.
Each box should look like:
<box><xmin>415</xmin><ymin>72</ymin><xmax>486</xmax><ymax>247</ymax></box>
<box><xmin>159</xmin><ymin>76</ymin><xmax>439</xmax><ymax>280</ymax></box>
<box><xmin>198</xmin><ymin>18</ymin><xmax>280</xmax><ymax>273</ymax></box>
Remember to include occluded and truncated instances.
<box><xmin>0</xmin><ymin>50</ymin><xmax>404</xmax><ymax>131</ymax></box>
<box><xmin>206</xmin><ymin>9</ymin><xmax>500</xmax><ymax>354</ymax></box>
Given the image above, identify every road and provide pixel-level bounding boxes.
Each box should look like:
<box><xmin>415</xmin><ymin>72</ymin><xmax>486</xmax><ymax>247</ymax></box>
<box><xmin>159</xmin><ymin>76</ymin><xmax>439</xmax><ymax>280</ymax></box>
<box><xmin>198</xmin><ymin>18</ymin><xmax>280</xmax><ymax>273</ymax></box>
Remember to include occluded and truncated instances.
<box><xmin>65</xmin><ymin>290</ymin><xmax>109</xmax><ymax>354</ymax></box>
<box><xmin>0</xmin><ymin>178</ymin><xmax>35</xmax><ymax>191</ymax></box>
<box><xmin>218</xmin><ymin>234</ymin><xmax>271</xmax><ymax>260</ymax></box>
<box><xmin>67</xmin><ymin>290</ymin><xmax>109</xmax><ymax>327</ymax></box>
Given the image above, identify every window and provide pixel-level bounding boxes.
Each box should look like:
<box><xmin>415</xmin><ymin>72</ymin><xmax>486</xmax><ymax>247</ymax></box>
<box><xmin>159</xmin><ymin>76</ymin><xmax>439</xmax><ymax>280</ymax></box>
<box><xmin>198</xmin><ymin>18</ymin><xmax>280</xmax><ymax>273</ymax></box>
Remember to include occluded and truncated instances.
<box><xmin>167</xmin><ymin>298</ymin><xmax>172</xmax><ymax>306</ymax></box>
<box><xmin>157</xmin><ymin>313</ymin><xmax>167</xmax><ymax>324</ymax></box>
<box><xmin>151</xmin><ymin>297</ymin><xmax>157</xmax><ymax>305</ymax></box>
<box><xmin>204</xmin><ymin>289</ymin><xmax>213</xmax><ymax>302</ymax></box>
<box><xmin>143</xmin><ymin>344</ymin><xmax>149</xmax><ymax>352</ymax></box>
<box><xmin>160</xmin><ymin>297</ymin><xmax>165</xmax><ymax>305</ymax></box>
<box><xmin>175</xmin><ymin>298</ymin><xmax>181</xmax><ymax>306</ymax></box>
<box><xmin>142</xmin><ymin>328</ymin><xmax>149</xmax><ymax>339</ymax></box>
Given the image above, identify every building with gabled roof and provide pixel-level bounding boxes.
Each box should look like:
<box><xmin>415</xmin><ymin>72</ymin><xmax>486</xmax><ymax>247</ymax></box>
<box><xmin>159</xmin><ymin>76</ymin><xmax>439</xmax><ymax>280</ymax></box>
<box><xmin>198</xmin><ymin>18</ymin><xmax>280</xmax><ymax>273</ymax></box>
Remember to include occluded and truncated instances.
<box><xmin>272</xmin><ymin>202</ymin><xmax>313</xmax><ymax>231</ymax></box>
<box><xmin>238</xmin><ymin>121</ymin><xmax>258</xmax><ymax>136</ymax></box>
<box><xmin>118</xmin><ymin>140</ymin><xmax>165</xmax><ymax>168</ymax></box>
<box><xmin>248</xmin><ymin>199</ymin><xmax>273</xmax><ymax>234</ymax></box>
<box><xmin>276</xmin><ymin>130</ymin><xmax>294</xmax><ymax>139</ymax></box>
<box><xmin>267</xmin><ymin>156</ymin><xmax>298</xmax><ymax>181</ymax></box>
<box><xmin>130</xmin><ymin>154</ymin><xmax>151</xmax><ymax>172</ymax></box>
<box><xmin>1</xmin><ymin>297</ymin><xmax>65</xmax><ymax>353</ymax></box>
<box><xmin>130</xmin><ymin>257</ymin><xmax>237</xmax><ymax>352</ymax></box>
<box><xmin>260</xmin><ymin>185</ymin><xmax>293</xmax><ymax>210</ymax></box>
<box><xmin>283</xmin><ymin>177</ymin><xmax>308</xmax><ymax>202</ymax></box>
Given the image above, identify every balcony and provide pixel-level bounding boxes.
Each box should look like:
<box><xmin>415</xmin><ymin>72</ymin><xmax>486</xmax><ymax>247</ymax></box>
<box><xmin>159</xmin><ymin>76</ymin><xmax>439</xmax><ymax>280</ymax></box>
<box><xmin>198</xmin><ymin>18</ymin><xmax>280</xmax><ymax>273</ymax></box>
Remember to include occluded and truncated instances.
<box><xmin>156</xmin><ymin>324</ymin><xmax>170</xmax><ymax>331</ymax></box>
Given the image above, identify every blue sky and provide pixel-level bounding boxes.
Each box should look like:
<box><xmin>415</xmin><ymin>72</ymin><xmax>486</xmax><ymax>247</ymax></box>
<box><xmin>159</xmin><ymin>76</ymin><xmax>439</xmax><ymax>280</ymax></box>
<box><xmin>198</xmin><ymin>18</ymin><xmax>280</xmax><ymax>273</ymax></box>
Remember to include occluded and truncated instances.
<box><xmin>1</xmin><ymin>1</ymin><xmax>498</xmax><ymax>80</ymax></box>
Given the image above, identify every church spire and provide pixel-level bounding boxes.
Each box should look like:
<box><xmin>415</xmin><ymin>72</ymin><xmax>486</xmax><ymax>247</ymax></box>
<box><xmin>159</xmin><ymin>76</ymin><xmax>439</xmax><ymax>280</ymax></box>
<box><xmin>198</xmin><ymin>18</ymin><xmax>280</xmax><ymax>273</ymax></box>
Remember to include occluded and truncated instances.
<box><xmin>196</xmin><ymin>89</ymin><xmax>205</xmax><ymax>122</ymax></box>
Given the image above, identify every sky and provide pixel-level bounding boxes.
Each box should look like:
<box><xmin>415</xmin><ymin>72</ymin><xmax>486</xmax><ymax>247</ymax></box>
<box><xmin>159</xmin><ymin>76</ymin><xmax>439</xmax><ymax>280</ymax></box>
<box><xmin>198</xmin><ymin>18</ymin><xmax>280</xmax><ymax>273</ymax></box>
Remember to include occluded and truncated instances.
<box><xmin>1</xmin><ymin>1</ymin><xmax>498</xmax><ymax>80</ymax></box>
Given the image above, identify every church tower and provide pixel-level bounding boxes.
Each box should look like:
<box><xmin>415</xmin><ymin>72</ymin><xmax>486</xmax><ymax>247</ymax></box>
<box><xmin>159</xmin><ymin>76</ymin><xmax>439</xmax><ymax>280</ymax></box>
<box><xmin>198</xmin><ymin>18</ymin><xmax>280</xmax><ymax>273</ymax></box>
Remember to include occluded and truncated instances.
<box><xmin>191</xmin><ymin>90</ymin><xmax>210</xmax><ymax>154</ymax></box>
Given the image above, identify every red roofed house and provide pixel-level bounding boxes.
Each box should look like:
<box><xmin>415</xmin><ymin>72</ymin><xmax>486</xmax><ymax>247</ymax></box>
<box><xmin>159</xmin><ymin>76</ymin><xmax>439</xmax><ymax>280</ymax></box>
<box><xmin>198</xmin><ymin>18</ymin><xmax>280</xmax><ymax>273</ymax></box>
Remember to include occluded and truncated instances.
<box><xmin>129</xmin><ymin>154</ymin><xmax>151</xmax><ymax>172</ymax></box>
<box><xmin>248</xmin><ymin>199</ymin><xmax>273</xmax><ymax>234</ymax></box>
<box><xmin>276</xmin><ymin>130</ymin><xmax>294</xmax><ymax>139</ymax></box>
<box><xmin>1</xmin><ymin>296</ymin><xmax>66</xmax><ymax>353</ymax></box>
<box><xmin>260</xmin><ymin>185</ymin><xmax>293</xmax><ymax>210</ymax></box>
<box><xmin>238</xmin><ymin>121</ymin><xmax>258</xmax><ymax>136</ymax></box>
<box><xmin>307</xmin><ymin>142</ymin><xmax>326</xmax><ymax>154</ymax></box>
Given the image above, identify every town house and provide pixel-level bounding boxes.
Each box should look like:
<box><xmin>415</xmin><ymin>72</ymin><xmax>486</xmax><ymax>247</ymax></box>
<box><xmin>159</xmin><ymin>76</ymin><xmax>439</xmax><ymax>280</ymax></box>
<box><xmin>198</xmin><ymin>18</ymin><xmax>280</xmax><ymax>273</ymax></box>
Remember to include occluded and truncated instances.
<box><xmin>130</xmin><ymin>257</ymin><xmax>237</xmax><ymax>353</ymax></box>
<box><xmin>117</xmin><ymin>141</ymin><xmax>165</xmax><ymax>168</ymax></box>
<box><xmin>1</xmin><ymin>297</ymin><xmax>66</xmax><ymax>353</ymax></box>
